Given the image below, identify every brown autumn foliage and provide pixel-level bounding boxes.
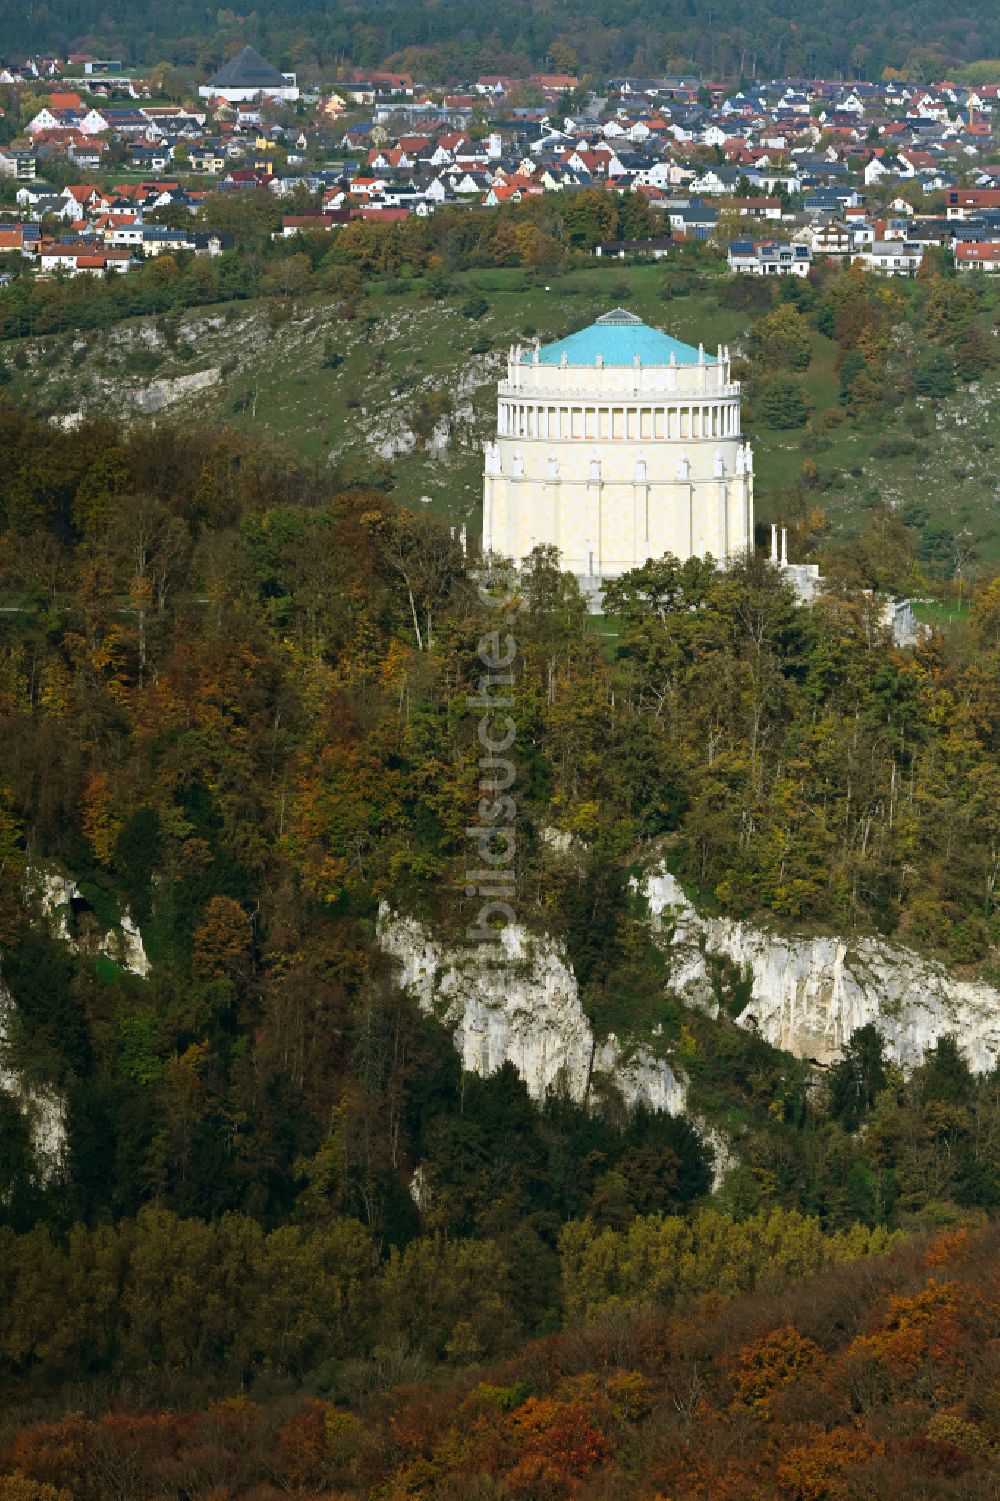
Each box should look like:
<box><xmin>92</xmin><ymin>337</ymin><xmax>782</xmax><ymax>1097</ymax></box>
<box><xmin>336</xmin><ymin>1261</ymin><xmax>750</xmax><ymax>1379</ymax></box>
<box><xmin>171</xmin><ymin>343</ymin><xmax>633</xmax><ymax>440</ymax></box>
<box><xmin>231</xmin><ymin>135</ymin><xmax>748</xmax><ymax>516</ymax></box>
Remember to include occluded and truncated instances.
<box><xmin>1</xmin><ymin>1222</ymin><xmax>999</xmax><ymax>1499</ymax></box>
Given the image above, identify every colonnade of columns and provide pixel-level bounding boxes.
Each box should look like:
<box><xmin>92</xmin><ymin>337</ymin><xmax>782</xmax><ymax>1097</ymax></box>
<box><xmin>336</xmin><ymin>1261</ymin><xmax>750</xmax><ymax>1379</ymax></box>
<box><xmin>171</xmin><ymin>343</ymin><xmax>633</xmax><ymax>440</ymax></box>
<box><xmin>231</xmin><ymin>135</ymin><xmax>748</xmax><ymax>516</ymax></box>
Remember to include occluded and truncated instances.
<box><xmin>498</xmin><ymin>400</ymin><xmax>741</xmax><ymax>442</ymax></box>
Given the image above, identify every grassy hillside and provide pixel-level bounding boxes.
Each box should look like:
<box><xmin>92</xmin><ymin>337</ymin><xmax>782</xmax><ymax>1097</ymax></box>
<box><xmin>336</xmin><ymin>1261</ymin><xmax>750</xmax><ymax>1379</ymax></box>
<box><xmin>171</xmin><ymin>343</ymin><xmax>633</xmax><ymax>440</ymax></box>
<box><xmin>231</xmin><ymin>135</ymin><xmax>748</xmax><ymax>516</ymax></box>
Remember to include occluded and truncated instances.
<box><xmin>4</xmin><ymin>259</ymin><xmax>1000</xmax><ymax>561</ymax></box>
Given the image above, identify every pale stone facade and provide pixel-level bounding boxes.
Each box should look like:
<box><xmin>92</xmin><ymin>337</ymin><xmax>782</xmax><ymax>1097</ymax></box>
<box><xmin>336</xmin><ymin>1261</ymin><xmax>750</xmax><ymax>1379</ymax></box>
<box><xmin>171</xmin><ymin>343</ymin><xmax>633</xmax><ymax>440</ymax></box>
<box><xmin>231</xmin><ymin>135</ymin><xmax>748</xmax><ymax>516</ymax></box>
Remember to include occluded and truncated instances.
<box><xmin>482</xmin><ymin>309</ymin><xmax>754</xmax><ymax>577</ymax></box>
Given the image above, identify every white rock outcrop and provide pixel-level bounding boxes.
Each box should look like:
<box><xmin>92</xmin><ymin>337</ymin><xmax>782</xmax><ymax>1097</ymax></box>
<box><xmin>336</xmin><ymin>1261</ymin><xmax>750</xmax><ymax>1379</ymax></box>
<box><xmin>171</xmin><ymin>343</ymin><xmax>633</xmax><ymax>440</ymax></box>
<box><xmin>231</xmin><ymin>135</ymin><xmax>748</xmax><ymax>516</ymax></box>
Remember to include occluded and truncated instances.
<box><xmin>0</xmin><ymin>863</ymin><xmax>152</xmax><ymax>1189</ymax></box>
<box><xmin>380</xmin><ymin>862</ymin><xmax>1000</xmax><ymax>1154</ymax></box>
<box><xmin>0</xmin><ymin>973</ymin><xmax>67</xmax><ymax>1184</ymax></box>
<box><xmin>644</xmin><ymin>866</ymin><xmax>1000</xmax><ymax>1072</ymax></box>
<box><xmin>378</xmin><ymin>907</ymin><xmax>686</xmax><ymax>1115</ymax></box>
<box><xmin>113</xmin><ymin>913</ymin><xmax>151</xmax><ymax>979</ymax></box>
<box><xmin>27</xmin><ymin>867</ymin><xmax>150</xmax><ymax>978</ymax></box>
<box><xmin>132</xmin><ymin>367</ymin><xmax>221</xmax><ymax>414</ymax></box>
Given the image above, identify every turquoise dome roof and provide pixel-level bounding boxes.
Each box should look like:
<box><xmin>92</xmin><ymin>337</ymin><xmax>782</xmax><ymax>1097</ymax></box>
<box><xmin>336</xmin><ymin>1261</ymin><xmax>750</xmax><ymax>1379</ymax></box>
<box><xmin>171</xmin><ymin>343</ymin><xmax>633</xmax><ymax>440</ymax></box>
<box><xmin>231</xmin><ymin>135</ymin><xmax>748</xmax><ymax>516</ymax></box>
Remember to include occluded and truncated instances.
<box><xmin>525</xmin><ymin>309</ymin><xmax>713</xmax><ymax>368</ymax></box>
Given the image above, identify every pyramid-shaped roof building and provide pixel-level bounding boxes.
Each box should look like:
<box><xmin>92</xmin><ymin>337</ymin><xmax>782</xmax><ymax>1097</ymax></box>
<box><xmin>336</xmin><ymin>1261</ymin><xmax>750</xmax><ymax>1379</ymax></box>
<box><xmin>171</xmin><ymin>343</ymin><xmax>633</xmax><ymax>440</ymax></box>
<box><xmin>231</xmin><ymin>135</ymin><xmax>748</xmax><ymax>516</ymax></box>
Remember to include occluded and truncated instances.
<box><xmin>201</xmin><ymin>45</ymin><xmax>298</xmax><ymax>101</ymax></box>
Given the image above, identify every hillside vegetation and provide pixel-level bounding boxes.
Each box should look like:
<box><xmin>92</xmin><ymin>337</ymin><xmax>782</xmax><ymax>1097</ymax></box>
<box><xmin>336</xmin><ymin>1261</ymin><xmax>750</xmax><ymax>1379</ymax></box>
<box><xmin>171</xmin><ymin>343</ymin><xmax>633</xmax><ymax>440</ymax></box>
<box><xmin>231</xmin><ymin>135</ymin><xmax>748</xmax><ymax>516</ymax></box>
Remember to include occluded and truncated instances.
<box><xmin>1</xmin><ymin>1221</ymin><xmax>997</xmax><ymax>1498</ymax></box>
<box><xmin>2</xmin><ymin>0</ymin><xmax>1000</xmax><ymax>86</ymax></box>
<box><xmin>3</xmin><ymin>392</ymin><xmax>1000</xmax><ymax>1242</ymax></box>
<box><xmin>4</xmin><ymin>247</ymin><xmax>1000</xmax><ymax>568</ymax></box>
<box><xmin>3</xmin><ymin>237</ymin><xmax>1000</xmax><ymax>1489</ymax></box>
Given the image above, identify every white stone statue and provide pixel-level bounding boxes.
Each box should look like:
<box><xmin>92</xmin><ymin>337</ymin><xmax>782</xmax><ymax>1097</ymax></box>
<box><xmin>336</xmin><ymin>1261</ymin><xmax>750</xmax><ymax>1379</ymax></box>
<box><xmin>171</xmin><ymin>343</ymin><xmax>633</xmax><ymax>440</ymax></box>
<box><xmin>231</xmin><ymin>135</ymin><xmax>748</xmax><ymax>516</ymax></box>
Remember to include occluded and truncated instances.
<box><xmin>547</xmin><ymin>455</ymin><xmax>559</xmax><ymax>482</ymax></box>
<box><xmin>676</xmin><ymin>453</ymin><xmax>690</xmax><ymax>480</ymax></box>
<box><xmin>635</xmin><ymin>453</ymin><xmax>647</xmax><ymax>483</ymax></box>
<box><xmin>589</xmin><ymin>454</ymin><xmax>601</xmax><ymax>483</ymax></box>
<box><xmin>512</xmin><ymin>449</ymin><xmax>524</xmax><ymax>477</ymax></box>
<box><xmin>713</xmin><ymin>448</ymin><xmax>724</xmax><ymax>478</ymax></box>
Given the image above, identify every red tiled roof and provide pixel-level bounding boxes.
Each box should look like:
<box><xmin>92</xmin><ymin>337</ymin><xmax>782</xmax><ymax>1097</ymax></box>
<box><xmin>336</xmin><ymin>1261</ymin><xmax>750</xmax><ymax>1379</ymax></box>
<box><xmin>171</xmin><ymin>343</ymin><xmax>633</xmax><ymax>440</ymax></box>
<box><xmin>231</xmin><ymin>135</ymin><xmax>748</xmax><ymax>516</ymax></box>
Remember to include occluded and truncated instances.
<box><xmin>956</xmin><ymin>242</ymin><xmax>1000</xmax><ymax>261</ymax></box>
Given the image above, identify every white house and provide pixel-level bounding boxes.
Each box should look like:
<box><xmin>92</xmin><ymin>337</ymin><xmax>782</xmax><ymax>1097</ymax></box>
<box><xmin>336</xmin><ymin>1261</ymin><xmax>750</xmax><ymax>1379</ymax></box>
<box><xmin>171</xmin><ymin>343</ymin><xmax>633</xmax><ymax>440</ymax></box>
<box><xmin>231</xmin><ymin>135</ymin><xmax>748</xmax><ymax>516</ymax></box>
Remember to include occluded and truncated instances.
<box><xmin>689</xmin><ymin>168</ymin><xmax>728</xmax><ymax>194</ymax></box>
<box><xmin>36</xmin><ymin>245</ymin><xmax>134</xmax><ymax>275</ymax></box>
<box><xmin>956</xmin><ymin>242</ymin><xmax>1000</xmax><ymax>272</ymax></box>
<box><xmin>804</xmin><ymin>221</ymin><xmax>853</xmax><ymax>255</ymax></box>
<box><xmin>80</xmin><ymin>108</ymin><xmax>112</xmax><ymax>134</ymax></box>
<box><xmin>27</xmin><ymin>107</ymin><xmax>72</xmax><ymax>136</ymax></box>
<box><xmin>728</xmin><ymin>240</ymin><xmax>812</xmax><ymax>276</ymax></box>
<box><xmin>861</xmin><ymin>241</ymin><xmax>923</xmax><ymax>275</ymax></box>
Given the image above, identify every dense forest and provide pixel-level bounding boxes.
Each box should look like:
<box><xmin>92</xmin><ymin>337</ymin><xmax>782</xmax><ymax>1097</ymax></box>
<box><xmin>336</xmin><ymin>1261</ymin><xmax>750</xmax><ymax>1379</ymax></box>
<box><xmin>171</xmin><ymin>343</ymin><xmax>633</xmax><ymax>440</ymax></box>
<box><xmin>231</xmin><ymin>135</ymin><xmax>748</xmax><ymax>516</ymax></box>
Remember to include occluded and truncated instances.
<box><xmin>1</xmin><ymin>0</ymin><xmax>999</xmax><ymax>83</ymax></box>
<box><xmin>0</xmin><ymin>1220</ymin><xmax>995</xmax><ymax>1498</ymax></box>
<box><xmin>3</xmin><ymin>228</ymin><xmax>1000</xmax><ymax>1489</ymax></box>
<box><xmin>2</xmin><ymin>353</ymin><xmax>1000</xmax><ymax>1354</ymax></box>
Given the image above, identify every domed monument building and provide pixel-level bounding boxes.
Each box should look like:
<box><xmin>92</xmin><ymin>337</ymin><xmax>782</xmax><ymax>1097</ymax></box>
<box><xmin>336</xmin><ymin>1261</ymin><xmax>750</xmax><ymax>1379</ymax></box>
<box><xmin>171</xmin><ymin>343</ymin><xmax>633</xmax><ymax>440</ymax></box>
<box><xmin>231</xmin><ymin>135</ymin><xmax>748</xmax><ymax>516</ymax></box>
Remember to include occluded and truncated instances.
<box><xmin>482</xmin><ymin>310</ymin><xmax>754</xmax><ymax>583</ymax></box>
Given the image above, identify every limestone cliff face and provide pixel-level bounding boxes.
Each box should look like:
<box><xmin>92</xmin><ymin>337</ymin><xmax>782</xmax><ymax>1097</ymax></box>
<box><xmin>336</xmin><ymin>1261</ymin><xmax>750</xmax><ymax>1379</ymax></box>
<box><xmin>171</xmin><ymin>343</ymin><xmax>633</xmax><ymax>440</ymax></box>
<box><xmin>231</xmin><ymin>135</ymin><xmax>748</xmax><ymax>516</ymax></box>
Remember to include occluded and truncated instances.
<box><xmin>0</xmin><ymin>973</ymin><xmax>67</xmax><ymax>1184</ymax></box>
<box><xmin>0</xmin><ymin>865</ymin><xmax>153</xmax><ymax>1187</ymax></box>
<box><xmin>379</xmin><ymin>863</ymin><xmax>1000</xmax><ymax>1149</ymax></box>
<box><xmin>377</xmin><ymin>908</ymin><xmax>687</xmax><ymax>1114</ymax></box>
<box><xmin>28</xmin><ymin>868</ymin><xmax>150</xmax><ymax>978</ymax></box>
<box><xmin>644</xmin><ymin>866</ymin><xmax>1000</xmax><ymax>1072</ymax></box>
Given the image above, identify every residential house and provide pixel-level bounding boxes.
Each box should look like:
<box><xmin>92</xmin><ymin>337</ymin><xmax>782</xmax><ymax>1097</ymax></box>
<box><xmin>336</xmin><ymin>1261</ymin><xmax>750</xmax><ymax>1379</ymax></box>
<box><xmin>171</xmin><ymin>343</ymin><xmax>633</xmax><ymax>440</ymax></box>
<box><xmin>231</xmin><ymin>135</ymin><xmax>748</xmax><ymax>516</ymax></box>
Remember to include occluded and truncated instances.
<box><xmin>946</xmin><ymin>189</ymin><xmax>1000</xmax><ymax>220</ymax></box>
<box><xmin>186</xmin><ymin>147</ymin><xmax>227</xmax><ymax>173</ymax></box>
<box><xmin>955</xmin><ymin>242</ymin><xmax>1000</xmax><ymax>272</ymax></box>
<box><xmin>139</xmin><ymin>225</ymin><xmax>195</xmax><ymax>256</ymax></box>
<box><xmin>36</xmin><ymin>243</ymin><xmax>134</xmax><ymax>275</ymax></box>
<box><xmin>731</xmin><ymin>196</ymin><xmax>783</xmax><ymax>220</ymax></box>
<box><xmin>0</xmin><ymin>150</ymin><xmax>37</xmax><ymax>181</ymax></box>
<box><xmin>190</xmin><ymin>231</ymin><xmax>235</xmax><ymax>255</ymax></box>
<box><xmin>594</xmin><ymin>234</ymin><xmax>673</xmax><ymax>259</ymax></box>
<box><xmin>728</xmin><ymin>239</ymin><xmax>812</xmax><ymax>275</ymax></box>
<box><xmin>278</xmin><ymin>211</ymin><xmax>350</xmax><ymax>236</ymax></box>
<box><xmin>668</xmin><ymin>199</ymin><xmax>719</xmax><ymax>238</ymax></box>
<box><xmin>861</xmin><ymin>240</ymin><xmax>924</xmax><ymax>275</ymax></box>
<box><xmin>805</xmin><ymin>221</ymin><xmax>854</xmax><ymax>255</ymax></box>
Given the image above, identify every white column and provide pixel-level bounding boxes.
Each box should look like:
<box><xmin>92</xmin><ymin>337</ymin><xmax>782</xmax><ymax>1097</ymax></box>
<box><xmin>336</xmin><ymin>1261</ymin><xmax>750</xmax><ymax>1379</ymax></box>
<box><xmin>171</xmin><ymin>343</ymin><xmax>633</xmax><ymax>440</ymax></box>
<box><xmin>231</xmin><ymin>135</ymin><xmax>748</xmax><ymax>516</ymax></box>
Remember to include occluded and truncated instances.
<box><xmin>720</xmin><ymin>477</ymin><xmax>729</xmax><ymax>565</ymax></box>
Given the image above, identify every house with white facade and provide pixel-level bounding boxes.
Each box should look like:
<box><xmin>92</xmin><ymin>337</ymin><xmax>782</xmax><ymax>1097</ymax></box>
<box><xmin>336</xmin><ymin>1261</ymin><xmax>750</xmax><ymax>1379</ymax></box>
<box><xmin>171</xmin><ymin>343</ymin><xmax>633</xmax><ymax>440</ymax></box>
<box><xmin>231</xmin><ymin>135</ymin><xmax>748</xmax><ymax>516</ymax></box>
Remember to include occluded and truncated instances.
<box><xmin>728</xmin><ymin>240</ymin><xmax>812</xmax><ymax>275</ymax></box>
<box><xmin>862</xmin><ymin>241</ymin><xmax>924</xmax><ymax>275</ymax></box>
